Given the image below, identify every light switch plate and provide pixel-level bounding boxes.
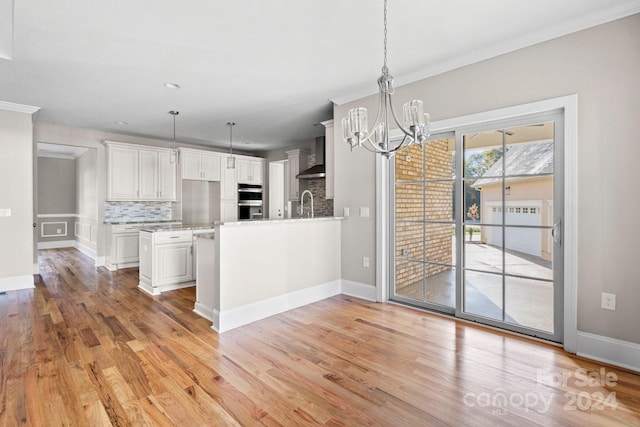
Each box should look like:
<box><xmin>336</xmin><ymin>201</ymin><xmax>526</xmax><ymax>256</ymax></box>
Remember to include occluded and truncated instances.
<box><xmin>360</xmin><ymin>207</ymin><xmax>369</xmax><ymax>218</ymax></box>
<box><xmin>0</xmin><ymin>209</ymin><xmax>11</xmax><ymax>217</ymax></box>
<box><xmin>343</xmin><ymin>207</ymin><xmax>350</xmax><ymax>218</ymax></box>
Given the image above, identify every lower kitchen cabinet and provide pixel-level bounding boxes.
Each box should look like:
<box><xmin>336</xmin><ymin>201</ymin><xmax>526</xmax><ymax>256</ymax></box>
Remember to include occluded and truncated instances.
<box><xmin>138</xmin><ymin>228</ymin><xmax>212</xmax><ymax>295</ymax></box>
<box><xmin>105</xmin><ymin>222</ymin><xmax>180</xmax><ymax>270</ymax></box>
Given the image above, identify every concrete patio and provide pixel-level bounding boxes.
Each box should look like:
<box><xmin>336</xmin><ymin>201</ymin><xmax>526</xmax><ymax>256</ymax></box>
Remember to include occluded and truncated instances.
<box><xmin>396</xmin><ymin>237</ymin><xmax>554</xmax><ymax>333</ymax></box>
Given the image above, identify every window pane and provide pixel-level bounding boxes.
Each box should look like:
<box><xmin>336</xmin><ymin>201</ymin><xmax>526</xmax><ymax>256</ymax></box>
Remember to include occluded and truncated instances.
<box><xmin>395</xmin><ymin>144</ymin><xmax>424</xmax><ymax>182</ymax></box>
<box><xmin>425</xmin><ymin>138</ymin><xmax>456</xmax><ymax>180</ymax></box>
<box><xmin>505</xmin><ymin>276</ymin><xmax>554</xmax><ymax>333</ymax></box>
<box><xmin>425</xmin><ymin>180</ymin><xmax>455</xmax><ymax>222</ymax></box>
<box><xmin>395</xmin><ymin>221</ymin><xmax>423</xmax><ymax>261</ymax></box>
<box><xmin>463</xmin><ymin>270</ymin><xmax>503</xmax><ymax>321</ymax></box>
<box><xmin>503</xmin><ymin>228</ymin><xmax>553</xmax><ymax>281</ymax></box>
<box><xmin>464</xmin><ymin>225</ymin><xmax>503</xmax><ymax>274</ymax></box>
<box><xmin>395</xmin><ymin>183</ymin><xmax>423</xmax><ymax>220</ymax></box>
<box><xmin>425</xmin><ymin>264</ymin><xmax>455</xmax><ymax>308</ymax></box>
<box><xmin>395</xmin><ymin>260</ymin><xmax>424</xmax><ymax>300</ymax></box>
<box><xmin>425</xmin><ymin>223</ymin><xmax>454</xmax><ymax>266</ymax></box>
<box><xmin>463</xmin><ymin>131</ymin><xmax>504</xmax><ymax>179</ymax></box>
<box><xmin>463</xmin><ymin>178</ymin><xmax>485</xmax><ymax>224</ymax></box>
<box><xmin>504</xmin><ymin>122</ymin><xmax>554</xmax><ymax>177</ymax></box>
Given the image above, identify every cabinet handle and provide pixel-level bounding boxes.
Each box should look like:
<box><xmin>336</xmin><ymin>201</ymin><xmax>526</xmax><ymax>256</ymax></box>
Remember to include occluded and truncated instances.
<box><xmin>169</xmin><ymin>236</ymin><xmax>180</xmax><ymax>239</ymax></box>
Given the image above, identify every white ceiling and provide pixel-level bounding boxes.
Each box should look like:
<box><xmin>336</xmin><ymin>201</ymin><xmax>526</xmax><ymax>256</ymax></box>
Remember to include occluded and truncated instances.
<box><xmin>1</xmin><ymin>0</ymin><xmax>639</xmax><ymax>152</ymax></box>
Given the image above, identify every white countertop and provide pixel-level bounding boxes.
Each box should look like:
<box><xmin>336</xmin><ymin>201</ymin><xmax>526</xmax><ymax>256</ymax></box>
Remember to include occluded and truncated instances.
<box><xmin>219</xmin><ymin>216</ymin><xmax>346</xmax><ymax>227</ymax></box>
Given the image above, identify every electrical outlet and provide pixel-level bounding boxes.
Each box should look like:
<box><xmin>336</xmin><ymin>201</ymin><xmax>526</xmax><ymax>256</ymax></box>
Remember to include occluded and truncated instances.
<box><xmin>57</xmin><ymin>228</ymin><xmax>62</xmax><ymax>234</ymax></box>
<box><xmin>0</xmin><ymin>209</ymin><xmax>11</xmax><ymax>217</ymax></box>
<box><xmin>363</xmin><ymin>257</ymin><xmax>370</xmax><ymax>268</ymax></box>
<box><xmin>343</xmin><ymin>207</ymin><xmax>350</xmax><ymax>218</ymax></box>
<box><xmin>360</xmin><ymin>207</ymin><xmax>369</xmax><ymax>218</ymax></box>
<box><xmin>601</xmin><ymin>292</ymin><xmax>616</xmax><ymax>311</ymax></box>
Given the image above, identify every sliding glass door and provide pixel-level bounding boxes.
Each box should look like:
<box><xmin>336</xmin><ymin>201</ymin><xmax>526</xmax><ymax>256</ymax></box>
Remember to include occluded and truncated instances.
<box><xmin>391</xmin><ymin>112</ymin><xmax>563</xmax><ymax>342</ymax></box>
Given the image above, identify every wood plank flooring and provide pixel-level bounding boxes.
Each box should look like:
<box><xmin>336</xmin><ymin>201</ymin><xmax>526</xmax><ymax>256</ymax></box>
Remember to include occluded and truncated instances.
<box><xmin>1</xmin><ymin>247</ymin><xmax>639</xmax><ymax>426</ymax></box>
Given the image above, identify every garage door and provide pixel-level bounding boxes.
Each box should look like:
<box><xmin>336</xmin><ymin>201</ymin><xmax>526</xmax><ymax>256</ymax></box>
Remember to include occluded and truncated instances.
<box><xmin>486</xmin><ymin>203</ymin><xmax>541</xmax><ymax>256</ymax></box>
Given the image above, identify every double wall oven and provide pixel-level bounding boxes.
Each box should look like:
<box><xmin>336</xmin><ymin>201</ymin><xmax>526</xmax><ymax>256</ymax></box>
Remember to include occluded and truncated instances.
<box><xmin>238</xmin><ymin>183</ymin><xmax>263</xmax><ymax>220</ymax></box>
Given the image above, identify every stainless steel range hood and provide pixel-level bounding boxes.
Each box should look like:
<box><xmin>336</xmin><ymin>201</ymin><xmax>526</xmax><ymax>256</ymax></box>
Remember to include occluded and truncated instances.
<box><xmin>296</xmin><ymin>136</ymin><xmax>325</xmax><ymax>179</ymax></box>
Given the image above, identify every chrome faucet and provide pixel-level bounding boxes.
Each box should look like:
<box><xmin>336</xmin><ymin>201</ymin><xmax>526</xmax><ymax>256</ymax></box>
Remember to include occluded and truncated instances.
<box><xmin>300</xmin><ymin>190</ymin><xmax>314</xmax><ymax>218</ymax></box>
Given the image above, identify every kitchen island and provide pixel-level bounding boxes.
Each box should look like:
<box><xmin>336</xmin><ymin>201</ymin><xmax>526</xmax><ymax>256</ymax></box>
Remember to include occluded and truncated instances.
<box><xmin>195</xmin><ymin>216</ymin><xmax>344</xmax><ymax>333</ymax></box>
<box><xmin>137</xmin><ymin>224</ymin><xmax>215</xmax><ymax>295</ymax></box>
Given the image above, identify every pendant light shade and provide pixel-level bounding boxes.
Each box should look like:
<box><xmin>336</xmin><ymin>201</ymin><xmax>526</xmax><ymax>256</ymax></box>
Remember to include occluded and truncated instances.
<box><xmin>227</xmin><ymin>122</ymin><xmax>236</xmax><ymax>169</ymax></box>
<box><xmin>169</xmin><ymin>110</ymin><xmax>179</xmax><ymax>164</ymax></box>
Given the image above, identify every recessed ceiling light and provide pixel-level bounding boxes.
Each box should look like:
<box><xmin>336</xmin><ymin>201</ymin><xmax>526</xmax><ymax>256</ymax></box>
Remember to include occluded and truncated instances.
<box><xmin>164</xmin><ymin>82</ymin><xmax>181</xmax><ymax>89</ymax></box>
<box><xmin>115</xmin><ymin>121</ymin><xmax>128</xmax><ymax>125</ymax></box>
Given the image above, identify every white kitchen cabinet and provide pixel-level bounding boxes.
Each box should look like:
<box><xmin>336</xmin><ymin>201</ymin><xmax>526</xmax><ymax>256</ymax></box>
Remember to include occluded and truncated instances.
<box><xmin>107</xmin><ymin>145</ymin><xmax>139</xmax><ymax>200</ymax></box>
<box><xmin>221</xmin><ymin>200</ymin><xmax>237</xmax><ymax>222</ymax></box>
<box><xmin>286</xmin><ymin>149</ymin><xmax>309</xmax><ymax>201</ymax></box>
<box><xmin>155</xmin><ymin>242</ymin><xmax>193</xmax><ymax>285</ymax></box>
<box><xmin>237</xmin><ymin>158</ymin><xmax>265</xmax><ymax>185</ymax></box>
<box><xmin>158</xmin><ymin>151</ymin><xmax>177</xmax><ymax>200</ymax></box>
<box><xmin>138</xmin><ymin>228</ymin><xmax>214</xmax><ymax>295</ymax></box>
<box><xmin>106</xmin><ymin>142</ymin><xmax>176</xmax><ymax>201</ymax></box>
<box><xmin>180</xmin><ymin>149</ymin><xmax>221</xmax><ymax>181</ymax></box>
<box><xmin>220</xmin><ymin>163</ymin><xmax>238</xmax><ymax>200</ymax></box>
<box><xmin>105</xmin><ymin>224</ymin><xmax>141</xmax><ymax>270</ymax></box>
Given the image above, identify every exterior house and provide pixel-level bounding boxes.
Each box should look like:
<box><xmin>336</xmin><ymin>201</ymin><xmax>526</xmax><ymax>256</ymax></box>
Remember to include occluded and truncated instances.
<box><xmin>472</xmin><ymin>141</ymin><xmax>554</xmax><ymax>261</ymax></box>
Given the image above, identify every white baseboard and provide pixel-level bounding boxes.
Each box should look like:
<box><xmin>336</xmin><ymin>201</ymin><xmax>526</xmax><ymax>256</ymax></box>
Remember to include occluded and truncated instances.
<box><xmin>0</xmin><ymin>275</ymin><xmax>35</xmax><ymax>293</ymax></box>
<box><xmin>576</xmin><ymin>331</ymin><xmax>640</xmax><ymax>373</ymax></box>
<box><xmin>211</xmin><ymin>310</ymin><xmax>221</xmax><ymax>333</ymax></box>
<box><xmin>38</xmin><ymin>240</ymin><xmax>76</xmax><ymax>250</ymax></box>
<box><xmin>193</xmin><ymin>302</ymin><xmax>214</xmax><ymax>322</ymax></box>
<box><xmin>341</xmin><ymin>279</ymin><xmax>377</xmax><ymax>301</ymax></box>
<box><xmin>214</xmin><ymin>279</ymin><xmax>342</xmax><ymax>333</ymax></box>
<box><xmin>75</xmin><ymin>241</ymin><xmax>97</xmax><ymax>261</ymax></box>
<box><xmin>138</xmin><ymin>281</ymin><xmax>159</xmax><ymax>296</ymax></box>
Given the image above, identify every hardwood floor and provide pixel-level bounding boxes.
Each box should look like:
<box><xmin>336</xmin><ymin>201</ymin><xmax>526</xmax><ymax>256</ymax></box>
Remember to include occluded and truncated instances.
<box><xmin>1</xmin><ymin>248</ymin><xmax>639</xmax><ymax>426</ymax></box>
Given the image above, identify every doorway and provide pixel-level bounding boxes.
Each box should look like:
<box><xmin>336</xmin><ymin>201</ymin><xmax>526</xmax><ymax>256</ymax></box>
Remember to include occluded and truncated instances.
<box><xmin>390</xmin><ymin>111</ymin><xmax>564</xmax><ymax>342</ymax></box>
<box><xmin>36</xmin><ymin>143</ymin><xmax>99</xmax><ymax>259</ymax></box>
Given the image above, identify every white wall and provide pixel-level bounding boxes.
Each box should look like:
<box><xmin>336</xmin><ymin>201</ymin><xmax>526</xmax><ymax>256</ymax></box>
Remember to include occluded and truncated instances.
<box><xmin>0</xmin><ymin>108</ymin><xmax>35</xmax><ymax>291</ymax></box>
<box><xmin>334</xmin><ymin>14</ymin><xmax>640</xmax><ymax>345</ymax></box>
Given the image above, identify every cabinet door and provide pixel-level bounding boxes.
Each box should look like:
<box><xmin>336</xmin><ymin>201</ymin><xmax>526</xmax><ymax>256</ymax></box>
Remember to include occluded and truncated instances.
<box><xmin>108</xmin><ymin>146</ymin><xmax>139</xmax><ymax>200</ymax></box>
<box><xmin>114</xmin><ymin>233</ymin><xmax>139</xmax><ymax>264</ymax></box>
<box><xmin>181</xmin><ymin>152</ymin><xmax>202</xmax><ymax>180</ymax></box>
<box><xmin>288</xmin><ymin>154</ymin><xmax>299</xmax><ymax>200</ymax></box>
<box><xmin>250</xmin><ymin>160</ymin><xmax>264</xmax><ymax>184</ymax></box>
<box><xmin>221</xmin><ymin>200</ymin><xmax>237</xmax><ymax>222</ymax></box>
<box><xmin>202</xmin><ymin>154</ymin><xmax>221</xmax><ymax>181</ymax></box>
<box><xmin>156</xmin><ymin>243</ymin><xmax>194</xmax><ymax>284</ymax></box>
<box><xmin>220</xmin><ymin>164</ymin><xmax>238</xmax><ymax>200</ymax></box>
<box><xmin>237</xmin><ymin>158</ymin><xmax>251</xmax><ymax>184</ymax></box>
<box><xmin>158</xmin><ymin>151</ymin><xmax>177</xmax><ymax>200</ymax></box>
<box><xmin>139</xmin><ymin>149</ymin><xmax>159</xmax><ymax>200</ymax></box>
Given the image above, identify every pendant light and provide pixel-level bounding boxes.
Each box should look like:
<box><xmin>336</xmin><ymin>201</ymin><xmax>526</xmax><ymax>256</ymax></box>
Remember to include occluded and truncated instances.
<box><xmin>341</xmin><ymin>0</ymin><xmax>430</xmax><ymax>157</ymax></box>
<box><xmin>168</xmin><ymin>110</ymin><xmax>179</xmax><ymax>164</ymax></box>
<box><xmin>227</xmin><ymin>122</ymin><xmax>236</xmax><ymax>169</ymax></box>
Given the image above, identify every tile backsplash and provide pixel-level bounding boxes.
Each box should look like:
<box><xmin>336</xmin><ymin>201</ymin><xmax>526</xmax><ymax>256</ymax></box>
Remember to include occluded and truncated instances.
<box><xmin>104</xmin><ymin>201</ymin><xmax>173</xmax><ymax>223</ymax></box>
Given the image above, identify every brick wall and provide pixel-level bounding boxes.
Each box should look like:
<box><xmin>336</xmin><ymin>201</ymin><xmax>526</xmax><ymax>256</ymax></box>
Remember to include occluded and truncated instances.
<box><xmin>301</xmin><ymin>153</ymin><xmax>334</xmax><ymax>217</ymax></box>
<box><xmin>395</xmin><ymin>139</ymin><xmax>453</xmax><ymax>289</ymax></box>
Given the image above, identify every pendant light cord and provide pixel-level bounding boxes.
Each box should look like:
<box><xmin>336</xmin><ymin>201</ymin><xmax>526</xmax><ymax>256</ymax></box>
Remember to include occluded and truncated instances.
<box><xmin>382</xmin><ymin>0</ymin><xmax>388</xmax><ymax>74</ymax></box>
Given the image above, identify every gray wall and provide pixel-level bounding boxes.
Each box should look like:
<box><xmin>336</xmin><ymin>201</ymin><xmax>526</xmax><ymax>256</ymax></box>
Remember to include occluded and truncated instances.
<box><xmin>37</xmin><ymin>157</ymin><xmax>76</xmax><ymax>214</ymax></box>
<box><xmin>334</xmin><ymin>14</ymin><xmax>640</xmax><ymax>344</ymax></box>
<box><xmin>0</xmin><ymin>109</ymin><xmax>34</xmax><ymax>284</ymax></box>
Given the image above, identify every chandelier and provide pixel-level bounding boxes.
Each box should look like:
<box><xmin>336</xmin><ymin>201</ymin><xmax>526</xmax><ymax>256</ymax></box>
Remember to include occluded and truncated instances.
<box><xmin>341</xmin><ymin>0</ymin><xmax>430</xmax><ymax>157</ymax></box>
<box><xmin>168</xmin><ymin>110</ymin><xmax>179</xmax><ymax>164</ymax></box>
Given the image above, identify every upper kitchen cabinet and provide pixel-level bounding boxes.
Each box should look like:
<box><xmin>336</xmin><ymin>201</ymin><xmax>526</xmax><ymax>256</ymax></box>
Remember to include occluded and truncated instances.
<box><xmin>106</xmin><ymin>142</ymin><xmax>177</xmax><ymax>201</ymax></box>
<box><xmin>237</xmin><ymin>157</ymin><xmax>264</xmax><ymax>185</ymax></box>
<box><xmin>180</xmin><ymin>148</ymin><xmax>221</xmax><ymax>181</ymax></box>
<box><xmin>107</xmin><ymin>144</ymin><xmax>139</xmax><ymax>200</ymax></box>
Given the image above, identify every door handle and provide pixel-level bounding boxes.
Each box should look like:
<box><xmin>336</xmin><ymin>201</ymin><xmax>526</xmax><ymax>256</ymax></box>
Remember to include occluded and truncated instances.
<box><xmin>551</xmin><ymin>220</ymin><xmax>561</xmax><ymax>245</ymax></box>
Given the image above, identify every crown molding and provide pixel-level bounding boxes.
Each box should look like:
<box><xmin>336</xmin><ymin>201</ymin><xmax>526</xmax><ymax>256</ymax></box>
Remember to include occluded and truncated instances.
<box><xmin>331</xmin><ymin>1</ymin><xmax>640</xmax><ymax>106</ymax></box>
<box><xmin>0</xmin><ymin>100</ymin><xmax>41</xmax><ymax>114</ymax></box>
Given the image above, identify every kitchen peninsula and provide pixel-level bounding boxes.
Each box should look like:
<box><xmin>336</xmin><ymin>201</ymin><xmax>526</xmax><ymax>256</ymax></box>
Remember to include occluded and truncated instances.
<box><xmin>137</xmin><ymin>224</ymin><xmax>215</xmax><ymax>295</ymax></box>
<box><xmin>195</xmin><ymin>216</ymin><xmax>344</xmax><ymax>333</ymax></box>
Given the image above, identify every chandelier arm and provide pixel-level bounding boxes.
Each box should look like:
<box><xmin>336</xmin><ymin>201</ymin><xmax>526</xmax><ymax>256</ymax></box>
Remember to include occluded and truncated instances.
<box><xmin>387</xmin><ymin>92</ymin><xmax>413</xmax><ymax>138</ymax></box>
